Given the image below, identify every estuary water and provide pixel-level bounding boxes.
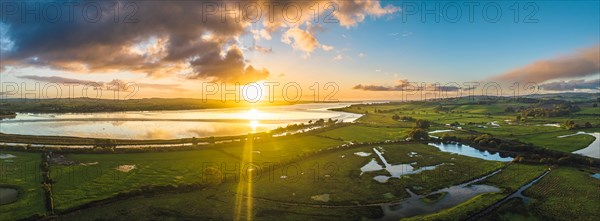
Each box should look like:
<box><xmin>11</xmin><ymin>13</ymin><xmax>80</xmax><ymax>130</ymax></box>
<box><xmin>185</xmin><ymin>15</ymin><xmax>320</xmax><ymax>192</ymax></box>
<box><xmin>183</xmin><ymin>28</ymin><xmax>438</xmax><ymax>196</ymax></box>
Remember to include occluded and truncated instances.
<box><xmin>0</xmin><ymin>103</ymin><xmax>361</xmax><ymax>139</ymax></box>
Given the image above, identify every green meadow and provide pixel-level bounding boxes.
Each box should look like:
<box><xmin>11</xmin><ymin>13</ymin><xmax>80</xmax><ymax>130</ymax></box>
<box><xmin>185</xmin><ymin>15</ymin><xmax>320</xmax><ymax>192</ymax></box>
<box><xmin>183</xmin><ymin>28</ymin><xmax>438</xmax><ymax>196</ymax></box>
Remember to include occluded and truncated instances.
<box><xmin>2</xmin><ymin>94</ymin><xmax>599</xmax><ymax>220</ymax></box>
<box><xmin>0</xmin><ymin>151</ymin><xmax>47</xmax><ymax>221</ymax></box>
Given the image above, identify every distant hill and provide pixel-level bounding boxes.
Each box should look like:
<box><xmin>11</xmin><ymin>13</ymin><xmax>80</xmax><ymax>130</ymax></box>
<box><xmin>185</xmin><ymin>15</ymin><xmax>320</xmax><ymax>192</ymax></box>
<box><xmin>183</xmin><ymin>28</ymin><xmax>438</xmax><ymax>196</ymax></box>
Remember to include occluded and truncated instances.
<box><xmin>0</xmin><ymin>98</ymin><xmax>302</xmax><ymax>113</ymax></box>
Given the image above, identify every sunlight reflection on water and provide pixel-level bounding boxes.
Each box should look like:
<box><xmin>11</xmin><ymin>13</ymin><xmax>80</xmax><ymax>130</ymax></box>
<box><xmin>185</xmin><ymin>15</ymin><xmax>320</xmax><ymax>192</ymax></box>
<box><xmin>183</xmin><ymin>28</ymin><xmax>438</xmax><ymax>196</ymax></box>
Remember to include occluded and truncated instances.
<box><xmin>0</xmin><ymin>103</ymin><xmax>361</xmax><ymax>139</ymax></box>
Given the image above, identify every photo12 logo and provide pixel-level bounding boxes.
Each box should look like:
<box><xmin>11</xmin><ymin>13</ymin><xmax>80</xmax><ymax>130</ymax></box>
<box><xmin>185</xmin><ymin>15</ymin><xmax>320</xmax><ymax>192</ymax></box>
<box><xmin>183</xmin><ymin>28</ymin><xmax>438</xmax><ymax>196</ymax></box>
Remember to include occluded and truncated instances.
<box><xmin>0</xmin><ymin>1</ymin><xmax>139</xmax><ymax>23</ymax></box>
<box><xmin>200</xmin><ymin>81</ymin><xmax>340</xmax><ymax>103</ymax></box>
<box><xmin>0</xmin><ymin>1</ymin><xmax>342</xmax><ymax>25</ymax></box>
<box><xmin>0</xmin><ymin>81</ymin><xmax>341</xmax><ymax>103</ymax></box>
<box><xmin>0</xmin><ymin>81</ymin><xmax>139</xmax><ymax>101</ymax></box>
<box><xmin>401</xmin><ymin>1</ymin><xmax>539</xmax><ymax>23</ymax></box>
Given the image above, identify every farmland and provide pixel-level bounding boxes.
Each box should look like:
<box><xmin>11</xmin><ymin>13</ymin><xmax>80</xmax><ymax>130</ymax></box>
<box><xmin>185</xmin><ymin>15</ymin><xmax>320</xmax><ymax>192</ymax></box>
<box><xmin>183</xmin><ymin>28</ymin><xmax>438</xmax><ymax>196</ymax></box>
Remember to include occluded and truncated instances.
<box><xmin>0</xmin><ymin>151</ymin><xmax>46</xmax><ymax>221</ymax></box>
<box><xmin>1</xmin><ymin>94</ymin><xmax>600</xmax><ymax>220</ymax></box>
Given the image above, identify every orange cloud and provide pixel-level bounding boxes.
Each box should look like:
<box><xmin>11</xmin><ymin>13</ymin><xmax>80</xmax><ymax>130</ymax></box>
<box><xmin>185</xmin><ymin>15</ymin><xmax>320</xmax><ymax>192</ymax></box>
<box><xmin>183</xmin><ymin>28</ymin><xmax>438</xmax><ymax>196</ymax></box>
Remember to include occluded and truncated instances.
<box><xmin>491</xmin><ymin>45</ymin><xmax>600</xmax><ymax>83</ymax></box>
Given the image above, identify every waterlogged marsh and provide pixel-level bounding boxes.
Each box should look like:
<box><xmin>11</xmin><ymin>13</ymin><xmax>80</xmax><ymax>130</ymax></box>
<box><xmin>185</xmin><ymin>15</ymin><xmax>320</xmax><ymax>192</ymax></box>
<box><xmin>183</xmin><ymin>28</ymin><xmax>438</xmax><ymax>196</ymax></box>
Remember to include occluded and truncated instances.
<box><xmin>0</xmin><ymin>151</ymin><xmax>46</xmax><ymax>221</ymax></box>
<box><xmin>251</xmin><ymin>143</ymin><xmax>504</xmax><ymax>205</ymax></box>
<box><xmin>378</xmin><ymin>171</ymin><xmax>502</xmax><ymax>221</ymax></box>
<box><xmin>3</xmin><ymin>97</ymin><xmax>599</xmax><ymax>220</ymax></box>
<box><xmin>47</xmin><ymin>143</ymin><xmax>508</xmax><ymax>221</ymax></box>
<box><xmin>359</xmin><ymin>147</ymin><xmax>443</xmax><ymax>183</ymax></box>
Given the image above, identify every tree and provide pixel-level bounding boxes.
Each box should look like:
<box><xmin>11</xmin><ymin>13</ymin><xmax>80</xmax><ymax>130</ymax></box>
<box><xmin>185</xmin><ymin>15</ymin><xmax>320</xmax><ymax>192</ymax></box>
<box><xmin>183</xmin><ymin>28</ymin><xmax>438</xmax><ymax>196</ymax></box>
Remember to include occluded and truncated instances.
<box><xmin>488</xmin><ymin>140</ymin><xmax>498</xmax><ymax>148</ymax></box>
<box><xmin>415</xmin><ymin>119</ymin><xmax>431</xmax><ymax>129</ymax></box>
<box><xmin>409</xmin><ymin>128</ymin><xmax>429</xmax><ymax>140</ymax></box>
<box><xmin>585</xmin><ymin>122</ymin><xmax>593</xmax><ymax>128</ymax></box>
<box><xmin>400</xmin><ymin>116</ymin><xmax>414</xmax><ymax>121</ymax></box>
<box><xmin>505</xmin><ymin>106</ymin><xmax>515</xmax><ymax>113</ymax></box>
<box><xmin>392</xmin><ymin>114</ymin><xmax>400</xmax><ymax>121</ymax></box>
<box><xmin>558</xmin><ymin>156</ymin><xmax>572</xmax><ymax>165</ymax></box>
<box><xmin>94</xmin><ymin>139</ymin><xmax>116</xmax><ymax>148</ymax></box>
<box><xmin>513</xmin><ymin>156</ymin><xmax>525</xmax><ymax>163</ymax></box>
<box><xmin>565</xmin><ymin>120</ymin><xmax>577</xmax><ymax>130</ymax></box>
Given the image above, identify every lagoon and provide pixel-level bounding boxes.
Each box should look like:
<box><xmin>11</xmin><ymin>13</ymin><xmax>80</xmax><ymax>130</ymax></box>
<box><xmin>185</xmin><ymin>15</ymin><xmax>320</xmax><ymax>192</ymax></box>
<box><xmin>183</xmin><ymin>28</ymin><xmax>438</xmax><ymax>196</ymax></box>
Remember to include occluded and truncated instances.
<box><xmin>0</xmin><ymin>103</ymin><xmax>361</xmax><ymax>139</ymax></box>
<box><xmin>0</xmin><ymin>188</ymin><xmax>19</xmax><ymax>205</ymax></box>
<box><xmin>428</xmin><ymin>142</ymin><xmax>513</xmax><ymax>162</ymax></box>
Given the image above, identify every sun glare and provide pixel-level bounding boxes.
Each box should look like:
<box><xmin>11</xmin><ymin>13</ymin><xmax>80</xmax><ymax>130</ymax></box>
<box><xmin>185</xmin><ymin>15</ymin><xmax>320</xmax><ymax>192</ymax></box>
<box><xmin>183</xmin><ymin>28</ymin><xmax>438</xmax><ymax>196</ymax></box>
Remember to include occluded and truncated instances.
<box><xmin>244</xmin><ymin>108</ymin><xmax>263</xmax><ymax>120</ymax></box>
<box><xmin>249</xmin><ymin>120</ymin><xmax>259</xmax><ymax>131</ymax></box>
<box><xmin>245</xmin><ymin>109</ymin><xmax>263</xmax><ymax>131</ymax></box>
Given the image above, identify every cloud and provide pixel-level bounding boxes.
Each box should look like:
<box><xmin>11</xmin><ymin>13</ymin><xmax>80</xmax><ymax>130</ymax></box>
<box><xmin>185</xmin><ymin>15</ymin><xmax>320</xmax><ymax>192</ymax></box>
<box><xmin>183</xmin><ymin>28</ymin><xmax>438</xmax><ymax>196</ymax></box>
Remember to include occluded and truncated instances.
<box><xmin>491</xmin><ymin>45</ymin><xmax>600</xmax><ymax>83</ymax></box>
<box><xmin>1</xmin><ymin>0</ymin><xmax>396</xmax><ymax>82</ymax></box>
<box><xmin>251</xmin><ymin>45</ymin><xmax>273</xmax><ymax>53</ymax></box>
<box><xmin>353</xmin><ymin>80</ymin><xmax>462</xmax><ymax>92</ymax></box>
<box><xmin>322</xmin><ymin>45</ymin><xmax>334</xmax><ymax>51</ymax></box>
<box><xmin>18</xmin><ymin>75</ymin><xmax>184</xmax><ymax>92</ymax></box>
<box><xmin>353</xmin><ymin>84</ymin><xmax>396</xmax><ymax>91</ymax></box>
<box><xmin>264</xmin><ymin>0</ymin><xmax>396</xmax><ymax>54</ymax></box>
<box><xmin>335</xmin><ymin>0</ymin><xmax>399</xmax><ymax>27</ymax></box>
<box><xmin>333</xmin><ymin>54</ymin><xmax>344</xmax><ymax>61</ymax></box>
<box><xmin>539</xmin><ymin>79</ymin><xmax>600</xmax><ymax>91</ymax></box>
<box><xmin>282</xmin><ymin>26</ymin><xmax>321</xmax><ymax>54</ymax></box>
<box><xmin>0</xmin><ymin>1</ymin><xmax>261</xmax><ymax>83</ymax></box>
<box><xmin>18</xmin><ymin>75</ymin><xmax>97</xmax><ymax>85</ymax></box>
<box><xmin>259</xmin><ymin>0</ymin><xmax>396</xmax><ymax>32</ymax></box>
<box><xmin>188</xmin><ymin>46</ymin><xmax>269</xmax><ymax>83</ymax></box>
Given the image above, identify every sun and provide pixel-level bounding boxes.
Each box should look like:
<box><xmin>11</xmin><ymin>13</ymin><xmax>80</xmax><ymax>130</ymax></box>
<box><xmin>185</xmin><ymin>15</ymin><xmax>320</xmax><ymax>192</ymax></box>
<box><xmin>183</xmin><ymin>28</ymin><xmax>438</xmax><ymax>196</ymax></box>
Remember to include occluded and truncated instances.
<box><xmin>245</xmin><ymin>108</ymin><xmax>262</xmax><ymax>120</ymax></box>
<box><xmin>249</xmin><ymin>120</ymin><xmax>260</xmax><ymax>131</ymax></box>
<box><xmin>244</xmin><ymin>109</ymin><xmax>263</xmax><ymax>131</ymax></box>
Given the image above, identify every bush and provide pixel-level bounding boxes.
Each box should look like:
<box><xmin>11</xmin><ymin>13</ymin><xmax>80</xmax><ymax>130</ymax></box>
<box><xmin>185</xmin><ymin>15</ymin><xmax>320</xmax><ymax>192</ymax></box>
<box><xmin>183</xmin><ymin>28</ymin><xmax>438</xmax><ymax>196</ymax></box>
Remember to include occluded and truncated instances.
<box><xmin>409</xmin><ymin>128</ymin><xmax>429</xmax><ymax>140</ymax></box>
<box><xmin>415</xmin><ymin>119</ymin><xmax>431</xmax><ymax>129</ymax></box>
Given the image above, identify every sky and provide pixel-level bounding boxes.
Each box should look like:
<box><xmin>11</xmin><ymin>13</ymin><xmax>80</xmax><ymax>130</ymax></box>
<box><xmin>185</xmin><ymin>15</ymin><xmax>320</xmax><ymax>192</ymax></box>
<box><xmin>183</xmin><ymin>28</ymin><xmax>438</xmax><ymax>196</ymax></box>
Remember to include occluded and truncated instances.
<box><xmin>0</xmin><ymin>0</ymin><xmax>599</xmax><ymax>101</ymax></box>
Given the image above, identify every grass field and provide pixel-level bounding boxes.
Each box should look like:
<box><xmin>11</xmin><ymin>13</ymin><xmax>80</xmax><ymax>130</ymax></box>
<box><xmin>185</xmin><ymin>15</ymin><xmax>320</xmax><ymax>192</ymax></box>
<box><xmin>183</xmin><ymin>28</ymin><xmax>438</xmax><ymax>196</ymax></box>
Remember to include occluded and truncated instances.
<box><xmin>3</xmin><ymin>95</ymin><xmax>600</xmax><ymax>220</ymax></box>
<box><xmin>49</xmin><ymin>135</ymin><xmax>343</xmax><ymax>211</ymax></box>
<box><xmin>403</xmin><ymin>163</ymin><xmax>549</xmax><ymax>221</ymax></box>
<box><xmin>482</xmin><ymin>164</ymin><xmax>549</xmax><ymax>192</ymax></box>
<box><xmin>51</xmin><ymin>148</ymin><xmax>239</xmax><ymax>211</ymax></box>
<box><xmin>340</xmin><ymin>100</ymin><xmax>600</xmax><ymax>155</ymax></box>
<box><xmin>57</xmin><ymin>185</ymin><xmax>383</xmax><ymax>221</ymax></box>
<box><xmin>524</xmin><ymin>167</ymin><xmax>600</xmax><ymax>221</ymax></box>
<box><xmin>220</xmin><ymin>135</ymin><xmax>345</xmax><ymax>163</ymax></box>
<box><xmin>318</xmin><ymin>125</ymin><xmax>410</xmax><ymax>142</ymax></box>
<box><xmin>515</xmin><ymin>129</ymin><xmax>599</xmax><ymax>152</ymax></box>
<box><xmin>54</xmin><ymin>142</ymin><xmax>505</xmax><ymax>220</ymax></box>
<box><xmin>481</xmin><ymin>167</ymin><xmax>600</xmax><ymax>221</ymax></box>
<box><xmin>480</xmin><ymin>198</ymin><xmax>542</xmax><ymax>221</ymax></box>
<box><xmin>251</xmin><ymin>143</ymin><xmax>504</xmax><ymax>204</ymax></box>
<box><xmin>0</xmin><ymin>151</ymin><xmax>47</xmax><ymax>221</ymax></box>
